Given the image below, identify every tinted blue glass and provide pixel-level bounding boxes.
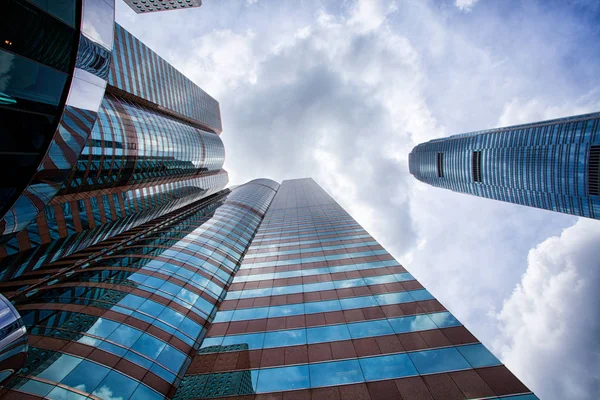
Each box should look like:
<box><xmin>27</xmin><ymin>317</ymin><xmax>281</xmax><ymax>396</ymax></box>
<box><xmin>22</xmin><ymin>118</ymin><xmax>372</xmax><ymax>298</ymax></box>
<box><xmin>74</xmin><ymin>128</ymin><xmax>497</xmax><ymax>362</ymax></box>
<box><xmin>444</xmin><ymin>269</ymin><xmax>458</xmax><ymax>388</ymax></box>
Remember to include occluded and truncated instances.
<box><xmin>37</xmin><ymin>354</ymin><xmax>82</xmax><ymax>382</ymax></box>
<box><xmin>132</xmin><ymin>334</ymin><xmax>166</xmax><ymax>359</ymax></box>
<box><xmin>98</xmin><ymin>341</ymin><xmax>127</xmax><ymax>357</ymax></box>
<box><xmin>108</xmin><ymin>325</ymin><xmax>143</xmax><ymax>347</ymax></box>
<box><xmin>408</xmin><ymin>347</ymin><xmax>471</xmax><ymax>374</ymax></box>
<box><xmin>256</xmin><ymin>365</ymin><xmax>310</xmax><ymax>393</ymax></box>
<box><xmin>307</xmin><ymin>324</ymin><xmax>351</xmax><ymax>344</ymax></box>
<box><xmin>93</xmin><ymin>370</ymin><xmax>140</xmax><ymax>399</ymax></box>
<box><xmin>429</xmin><ymin>312</ymin><xmax>461</xmax><ymax>328</ymax></box>
<box><xmin>348</xmin><ymin>319</ymin><xmax>394</xmax><ymax>339</ymax></box>
<box><xmin>18</xmin><ymin>379</ymin><xmax>54</xmax><ymax>397</ymax></box>
<box><xmin>87</xmin><ymin>318</ymin><xmax>120</xmax><ymax>338</ymax></box>
<box><xmin>359</xmin><ymin>353</ymin><xmax>418</xmax><ymax>381</ymax></box>
<box><xmin>47</xmin><ymin>387</ymin><xmax>87</xmax><ymax>399</ymax></box>
<box><xmin>457</xmin><ymin>344</ymin><xmax>501</xmax><ymax>368</ymax></box>
<box><xmin>130</xmin><ymin>383</ymin><xmax>163</xmax><ymax>400</ymax></box>
<box><xmin>264</xmin><ymin>329</ymin><xmax>306</xmax><ymax>348</ymax></box>
<box><xmin>201</xmin><ymin>337</ymin><xmax>223</xmax><ymax>348</ymax></box>
<box><xmin>232</xmin><ymin>307</ymin><xmax>268</xmax><ymax>321</ymax></box>
<box><xmin>389</xmin><ymin>314</ymin><xmax>437</xmax><ymax>334</ymax></box>
<box><xmin>157</xmin><ymin>345</ymin><xmax>187</xmax><ymax>373</ymax></box>
<box><xmin>0</xmin><ymin>49</ymin><xmax>68</xmax><ymax>105</ymax></box>
<box><xmin>309</xmin><ymin>359</ymin><xmax>364</xmax><ymax>387</ymax></box>
<box><xmin>408</xmin><ymin>289</ymin><xmax>434</xmax><ymax>301</ymax></box>
<box><xmin>268</xmin><ymin>303</ymin><xmax>304</xmax><ymax>318</ymax></box>
<box><xmin>339</xmin><ymin>296</ymin><xmax>378</xmax><ymax>309</ymax></box>
<box><xmin>374</xmin><ymin>292</ymin><xmax>413</xmax><ymax>305</ymax></box>
<box><xmin>222</xmin><ymin>333</ymin><xmax>265</xmax><ymax>350</ymax></box>
<box><xmin>61</xmin><ymin>360</ymin><xmax>110</xmax><ymax>393</ymax></box>
<box><xmin>305</xmin><ymin>299</ymin><xmax>342</xmax><ymax>314</ymax></box>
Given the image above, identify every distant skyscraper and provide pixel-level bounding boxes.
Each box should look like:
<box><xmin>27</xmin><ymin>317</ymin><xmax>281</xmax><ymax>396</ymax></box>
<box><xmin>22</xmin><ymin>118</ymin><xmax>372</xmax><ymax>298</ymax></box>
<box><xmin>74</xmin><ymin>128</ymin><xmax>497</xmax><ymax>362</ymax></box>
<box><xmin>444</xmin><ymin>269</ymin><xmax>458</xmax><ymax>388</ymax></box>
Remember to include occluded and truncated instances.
<box><xmin>175</xmin><ymin>178</ymin><xmax>536</xmax><ymax>400</ymax></box>
<box><xmin>123</xmin><ymin>0</ymin><xmax>202</xmax><ymax>14</ymax></box>
<box><xmin>409</xmin><ymin>112</ymin><xmax>600</xmax><ymax>219</ymax></box>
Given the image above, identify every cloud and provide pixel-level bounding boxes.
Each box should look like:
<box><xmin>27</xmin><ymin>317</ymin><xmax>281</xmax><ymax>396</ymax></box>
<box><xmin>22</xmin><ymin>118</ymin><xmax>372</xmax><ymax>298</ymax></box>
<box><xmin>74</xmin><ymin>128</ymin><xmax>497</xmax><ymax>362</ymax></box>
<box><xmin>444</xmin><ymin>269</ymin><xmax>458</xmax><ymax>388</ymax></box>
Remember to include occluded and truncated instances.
<box><xmin>455</xmin><ymin>0</ymin><xmax>481</xmax><ymax>12</ymax></box>
<box><xmin>118</xmin><ymin>0</ymin><xmax>600</xmax><ymax>398</ymax></box>
<box><xmin>493</xmin><ymin>218</ymin><xmax>600</xmax><ymax>399</ymax></box>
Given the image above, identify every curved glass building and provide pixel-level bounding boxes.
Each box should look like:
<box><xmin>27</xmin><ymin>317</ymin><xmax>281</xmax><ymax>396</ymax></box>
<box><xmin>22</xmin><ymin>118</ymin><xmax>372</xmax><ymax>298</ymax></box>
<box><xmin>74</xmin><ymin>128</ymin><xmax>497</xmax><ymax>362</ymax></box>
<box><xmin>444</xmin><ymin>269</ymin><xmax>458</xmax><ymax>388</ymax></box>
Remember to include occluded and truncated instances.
<box><xmin>409</xmin><ymin>112</ymin><xmax>600</xmax><ymax>219</ymax></box>
<box><xmin>0</xmin><ymin>18</ymin><xmax>227</xmax><ymax>282</ymax></box>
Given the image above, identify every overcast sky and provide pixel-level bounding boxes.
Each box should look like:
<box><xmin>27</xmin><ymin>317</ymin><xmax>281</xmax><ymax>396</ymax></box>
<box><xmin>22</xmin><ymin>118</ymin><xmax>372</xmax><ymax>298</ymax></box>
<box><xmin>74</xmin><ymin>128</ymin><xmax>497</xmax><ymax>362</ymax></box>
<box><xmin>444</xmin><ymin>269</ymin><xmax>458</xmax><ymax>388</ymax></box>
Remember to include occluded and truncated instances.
<box><xmin>116</xmin><ymin>1</ymin><xmax>600</xmax><ymax>398</ymax></box>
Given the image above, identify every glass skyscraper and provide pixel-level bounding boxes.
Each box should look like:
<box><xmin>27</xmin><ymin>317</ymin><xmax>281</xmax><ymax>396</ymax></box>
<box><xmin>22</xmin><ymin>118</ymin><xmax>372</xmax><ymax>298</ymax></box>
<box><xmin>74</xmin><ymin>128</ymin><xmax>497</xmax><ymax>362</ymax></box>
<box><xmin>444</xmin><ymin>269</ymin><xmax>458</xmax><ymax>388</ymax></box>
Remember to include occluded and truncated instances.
<box><xmin>0</xmin><ymin>178</ymin><xmax>536</xmax><ymax>399</ymax></box>
<box><xmin>1</xmin><ymin>2</ymin><xmax>538</xmax><ymax>399</ymax></box>
<box><xmin>174</xmin><ymin>178</ymin><xmax>535</xmax><ymax>399</ymax></box>
<box><xmin>409</xmin><ymin>112</ymin><xmax>600</xmax><ymax>219</ymax></box>
<box><xmin>0</xmin><ymin>5</ymin><xmax>227</xmax><ymax>283</ymax></box>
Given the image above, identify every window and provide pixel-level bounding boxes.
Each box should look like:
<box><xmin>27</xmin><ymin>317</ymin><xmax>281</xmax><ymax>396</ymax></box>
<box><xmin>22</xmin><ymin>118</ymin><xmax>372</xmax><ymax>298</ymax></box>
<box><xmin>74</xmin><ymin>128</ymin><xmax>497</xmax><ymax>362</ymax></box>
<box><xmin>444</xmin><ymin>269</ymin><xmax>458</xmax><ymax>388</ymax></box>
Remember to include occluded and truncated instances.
<box><xmin>437</xmin><ymin>152</ymin><xmax>444</xmax><ymax>177</ymax></box>
<box><xmin>589</xmin><ymin>146</ymin><xmax>600</xmax><ymax>196</ymax></box>
<box><xmin>472</xmin><ymin>151</ymin><xmax>482</xmax><ymax>182</ymax></box>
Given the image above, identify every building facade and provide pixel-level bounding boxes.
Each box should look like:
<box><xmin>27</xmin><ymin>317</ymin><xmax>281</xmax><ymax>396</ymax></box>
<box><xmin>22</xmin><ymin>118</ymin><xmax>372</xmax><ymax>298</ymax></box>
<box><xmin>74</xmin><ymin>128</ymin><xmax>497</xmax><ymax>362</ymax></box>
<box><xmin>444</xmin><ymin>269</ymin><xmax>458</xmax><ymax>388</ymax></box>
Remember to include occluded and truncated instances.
<box><xmin>409</xmin><ymin>112</ymin><xmax>600</xmax><ymax>219</ymax></box>
<box><xmin>175</xmin><ymin>178</ymin><xmax>536</xmax><ymax>400</ymax></box>
<box><xmin>0</xmin><ymin>180</ymin><xmax>277</xmax><ymax>399</ymax></box>
<box><xmin>0</xmin><ymin>18</ymin><xmax>227</xmax><ymax>283</ymax></box>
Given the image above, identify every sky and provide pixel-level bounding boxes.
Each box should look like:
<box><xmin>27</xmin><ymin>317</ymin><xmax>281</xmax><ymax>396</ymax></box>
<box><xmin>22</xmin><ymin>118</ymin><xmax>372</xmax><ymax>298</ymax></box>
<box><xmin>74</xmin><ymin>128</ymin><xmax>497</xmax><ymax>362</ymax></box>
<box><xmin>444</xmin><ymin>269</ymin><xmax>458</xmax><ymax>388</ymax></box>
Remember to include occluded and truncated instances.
<box><xmin>116</xmin><ymin>1</ymin><xmax>600</xmax><ymax>398</ymax></box>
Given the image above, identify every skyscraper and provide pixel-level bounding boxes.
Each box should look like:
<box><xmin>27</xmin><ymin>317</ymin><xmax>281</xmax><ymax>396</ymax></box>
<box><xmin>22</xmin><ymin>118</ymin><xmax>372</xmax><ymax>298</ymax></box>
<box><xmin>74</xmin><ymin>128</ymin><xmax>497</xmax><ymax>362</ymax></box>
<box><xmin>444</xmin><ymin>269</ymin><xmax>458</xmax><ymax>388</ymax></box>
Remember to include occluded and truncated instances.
<box><xmin>409</xmin><ymin>112</ymin><xmax>600</xmax><ymax>219</ymax></box>
<box><xmin>0</xmin><ymin>10</ymin><xmax>227</xmax><ymax>282</ymax></box>
<box><xmin>123</xmin><ymin>0</ymin><xmax>203</xmax><ymax>14</ymax></box>
<box><xmin>175</xmin><ymin>178</ymin><xmax>536</xmax><ymax>399</ymax></box>
<box><xmin>0</xmin><ymin>179</ymin><xmax>277</xmax><ymax>399</ymax></box>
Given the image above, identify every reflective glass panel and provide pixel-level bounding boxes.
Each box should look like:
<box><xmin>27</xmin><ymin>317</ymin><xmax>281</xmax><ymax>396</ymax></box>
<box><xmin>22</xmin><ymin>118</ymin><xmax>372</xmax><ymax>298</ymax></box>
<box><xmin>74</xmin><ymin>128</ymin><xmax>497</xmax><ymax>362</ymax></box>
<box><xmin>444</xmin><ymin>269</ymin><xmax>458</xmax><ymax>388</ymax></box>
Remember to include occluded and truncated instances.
<box><xmin>256</xmin><ymin>365</ymin><xmax>310</xmax><ymax>393</ymax></box>
<box><xmin>408</xmin><ymin>347</ymin><xmax>471</xmax><ymax>374</ymax></box>
<box><xmin>359</xmin><ymin>353</ymin><xmax>418</xmax><ymax>381</ymax></box>
<box><xmin>309</xmin><ymin>359</ymin><xmax>364</xmax><ymax>387</ymax></box>
<box><xmin>456</xmin><ymin>344</ymin><xmax>501</xmax><ymax>368</ymax></box>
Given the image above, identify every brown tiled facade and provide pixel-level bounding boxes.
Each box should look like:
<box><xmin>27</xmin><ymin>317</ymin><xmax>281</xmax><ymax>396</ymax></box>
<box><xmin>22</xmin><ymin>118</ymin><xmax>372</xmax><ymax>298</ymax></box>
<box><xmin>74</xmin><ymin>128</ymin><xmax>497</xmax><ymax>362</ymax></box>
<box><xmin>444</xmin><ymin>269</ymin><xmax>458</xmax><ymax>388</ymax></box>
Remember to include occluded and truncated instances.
<box><xmin>174</xmin><ymin>179</ymin><xmax>536</xmax><ymax>400</ymax></box>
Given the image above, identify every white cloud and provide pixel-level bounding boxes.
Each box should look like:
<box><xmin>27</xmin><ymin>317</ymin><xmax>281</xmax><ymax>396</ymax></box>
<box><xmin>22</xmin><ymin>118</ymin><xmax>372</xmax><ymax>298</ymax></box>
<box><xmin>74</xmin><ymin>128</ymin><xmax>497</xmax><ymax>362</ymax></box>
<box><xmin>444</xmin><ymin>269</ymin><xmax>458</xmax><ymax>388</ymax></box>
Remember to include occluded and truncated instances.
<box><xmin>119</xmin><ymin>0</ymin><xmax>600</xmax><ymax>398</ymax></box>
<box><xmin>494</xmin><ymin>218</ymin><xmax>600</xmax><ymax>399</ymax></box>
<box><xmin>455</xmin><ymin>0</ymin><xmax>481</xmax><ymax>12</ymax></box>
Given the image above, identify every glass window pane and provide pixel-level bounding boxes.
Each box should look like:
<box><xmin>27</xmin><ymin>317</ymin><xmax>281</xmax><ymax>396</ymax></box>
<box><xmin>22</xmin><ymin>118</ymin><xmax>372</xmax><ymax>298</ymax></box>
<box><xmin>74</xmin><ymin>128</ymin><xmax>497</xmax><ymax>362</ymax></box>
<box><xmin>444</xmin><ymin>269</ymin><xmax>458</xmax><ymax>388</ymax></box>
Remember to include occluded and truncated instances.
<box><xmin>263</xmin><ymin>329</ymin><xmax>306</xmax><ymax>348</ymax></box>
<box><xmin>37</xmin><ymin>354</ymin><xmax>82</xmax><ymax>382</ymax></box>
<box><xmin>0</xmin><ymin>49</ymin><xmax>68</xmax><ymax>106</ymax></box>
<box><xmin>409</xmin><ymin>289</ymin><xmax>434</xmax><ymax>301</ymax></box>
<box><xmin>93</xmin><ymin>370</ymin><xmax>139</xmax><ymax>400</ymax></box>
<box><xmin>61</xmin><ymin>360</ymin><xmax>110</xmax><ymax>393</ymax></box>
<box><xmin>428</xmin><ymin>312</ymin><xmax>461</xmax><ymax>328</ymax></box>
<box><xmin>348</xmin><ymin>319</ymin><xmax>394</xmax><ymax>339</ymax></box>
<box><xmin>339</xmin><ymin>296</ymin><xmax>378</xmax><ymax>310</ymax></box>
<box><xmin>359</xmin><ymin>353</ymin><xmax>418</xmax><ymax>381</ymax></box>
<box><xmin>222</xmin><ymin>333</ymin><xmax>265</xmax><ymax>350</ymax></box>
<box><xmin>408</xmin><ymin>347</ymin><xmax>471</xmax><ymax>375</ymax></box>
<box><xmin>374</xmin><ymin>292</ymin><xmax>413</xmax><ymax>306</ymax></box>
<box><xmin>389</xmin><ymin>314</ymin><xmax>436</xmax><ymax>334</ymax></box>
<box><xmin>456</xmin><ymin>344</ymin><xmax>501</xmax><ymax>368</ymax></box>
<box><xmin>256</xmin><ymin>365</ymin><xmax>310</xmax><ymax>393</ymax></box>
<box><xmin>309</xmin><ymin>359</ymin><xmax>364</xmax><ymax>387</ymax></box>
<box><xmin>307</xmin><ymin>324</ymin><xmax>351</xmax><ymax>344</ymax></box>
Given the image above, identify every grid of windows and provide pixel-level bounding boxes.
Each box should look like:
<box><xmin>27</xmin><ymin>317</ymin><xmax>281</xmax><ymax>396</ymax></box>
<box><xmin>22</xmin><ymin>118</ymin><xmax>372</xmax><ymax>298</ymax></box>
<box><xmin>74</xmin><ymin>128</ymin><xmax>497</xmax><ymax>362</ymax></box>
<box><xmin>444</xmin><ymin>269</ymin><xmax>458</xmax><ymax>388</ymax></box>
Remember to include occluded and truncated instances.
<box><xmin>177</xmin><ymin>178</ymin><xmax>536</xmax><ymax>399</ymax></box>
<box><xmin>410</xmin><ymin>112</ymin><xmax>600</xmax><ymax>219</ymax></box>
<box><xmin>109</xmin><ymin>24</ymin><xmax>221</xmax><ymax>133</ymax></box>
<box><xmin>3</xmin><ymin>180</ymin><xmax>279</xmax><ymax>399</ymax></box>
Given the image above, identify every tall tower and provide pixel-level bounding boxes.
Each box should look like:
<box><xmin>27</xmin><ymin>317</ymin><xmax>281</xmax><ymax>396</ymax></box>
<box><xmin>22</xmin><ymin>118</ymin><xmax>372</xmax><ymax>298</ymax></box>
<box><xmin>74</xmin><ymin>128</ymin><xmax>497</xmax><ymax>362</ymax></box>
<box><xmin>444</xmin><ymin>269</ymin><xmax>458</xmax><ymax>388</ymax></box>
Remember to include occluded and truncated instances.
<box><xmin>176</xmin><ymin>178</ymin><xmax>536</xmax><ymax>399</ymax></box>
<box><xmin>0</xmin><ymin>22</ymin><xmax>227</xmax><ymax>282</ymax></box>
<box><xmin>409</xmin><ymin>112</ymin><xmax>600</xmax><ymax>219</ymax></box>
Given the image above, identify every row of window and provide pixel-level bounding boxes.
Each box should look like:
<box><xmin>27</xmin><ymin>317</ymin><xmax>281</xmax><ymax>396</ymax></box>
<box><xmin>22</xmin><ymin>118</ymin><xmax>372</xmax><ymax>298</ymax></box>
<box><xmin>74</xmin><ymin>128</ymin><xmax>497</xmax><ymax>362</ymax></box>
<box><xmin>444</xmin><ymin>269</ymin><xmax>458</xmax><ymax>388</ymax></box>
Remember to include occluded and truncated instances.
<box><xmin>248</xmin><ymin>233</ymin><xmax>373</xmax><ymax>250</ymax></box>
<box><xmin>244</xmin><ymin>240</ymin><xmax>379</xmax><ymax>260</ymax></box>
<box><xmin>214</xmin><ymin>289</ymin><xmax>434</xmax><ymax>323</ymax></box>
<box><xmin>228</xmin><ymin>270</ymin><xmax>412</xmax><ymax>300</ymax></box>
<box><xmin>192</xmin><ymin>343</ymin><xmax>500</xmax><ymax>394</ymax></box>
<box><xmin>240</xmin><ymin>249</ymin><xmax>389</xmax><ymax>270</ymax></box>
<box><xmin>202</xmin><ymin>311</ymin><xmax>459</xmax><ymax>351</ymax></box>
<box><xmin>232</xmin><ymin>257</ymin><xmax>400</xmax><ymax>284</ymax></box>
